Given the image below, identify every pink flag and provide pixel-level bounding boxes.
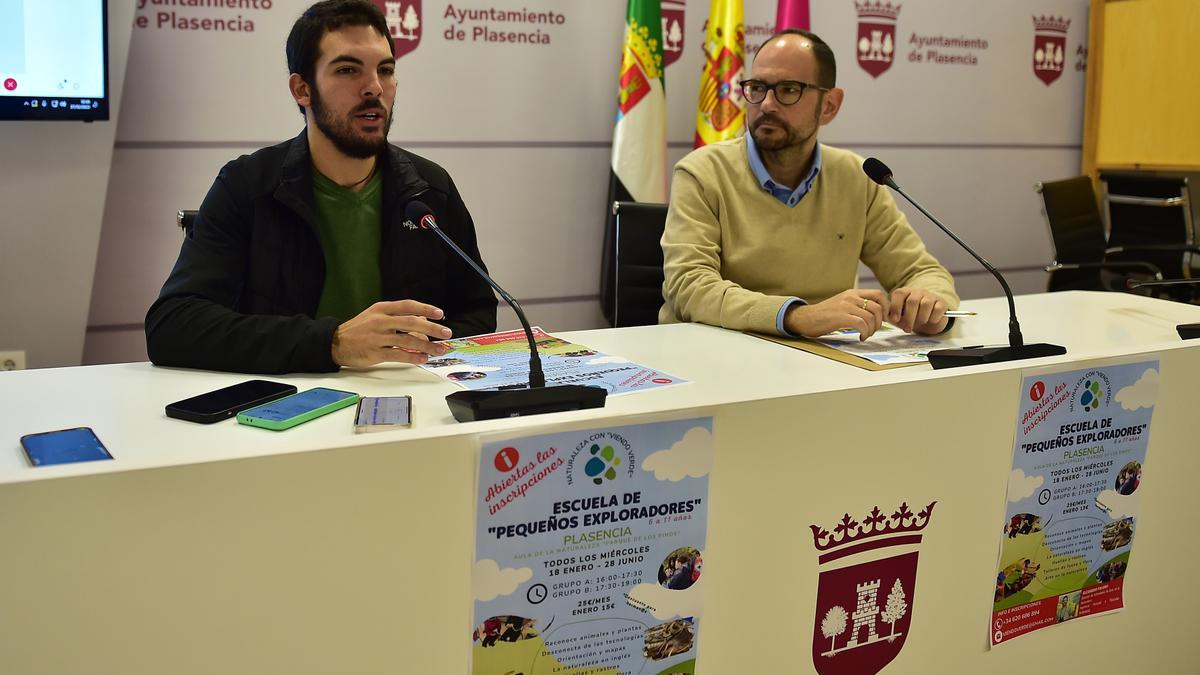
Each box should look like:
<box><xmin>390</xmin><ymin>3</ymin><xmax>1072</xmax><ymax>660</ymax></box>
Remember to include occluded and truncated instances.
<box><xmin>775</xmin><ymin>0</ymin><xmax>810</xmax><ymax>31</ymax></box>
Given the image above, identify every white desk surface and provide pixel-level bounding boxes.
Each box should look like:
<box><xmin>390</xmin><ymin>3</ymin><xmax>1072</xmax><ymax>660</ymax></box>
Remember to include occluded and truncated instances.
<box><xmin>4</xmin><ymin>291</ymin><xmax>1200</xmax><ymax>674</ymax></box>
<box><xmin>2</xmin><ymin>291</ymin><xmax>1198</xmax><ymax>485</ymax></box>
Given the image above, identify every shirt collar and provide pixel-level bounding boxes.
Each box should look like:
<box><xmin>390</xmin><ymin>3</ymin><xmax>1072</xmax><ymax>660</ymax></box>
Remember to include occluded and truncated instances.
<box><xmin>745</xmin><ymin>132</ymin><xmax>822</xmax><ymax>208</ymax></box>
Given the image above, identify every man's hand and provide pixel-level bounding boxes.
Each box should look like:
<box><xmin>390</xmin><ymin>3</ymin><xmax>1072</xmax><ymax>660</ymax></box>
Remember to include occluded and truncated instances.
<box><xmin>888</xmin><ymin>287</ymin><xmax>949</xmax><ymax>334</ymax></box>
<box><xmin>332</xmin><ymin>300</ymin><xmax>453</xmax><ymax>368</ymax></box>
<box><xmin>783</xmin><ymin>289</ymin><xmax>890</xmax><ymax>341</ymax></box>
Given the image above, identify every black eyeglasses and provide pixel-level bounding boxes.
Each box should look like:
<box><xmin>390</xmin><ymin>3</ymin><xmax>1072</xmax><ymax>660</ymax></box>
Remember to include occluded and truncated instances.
<box><xmin>738</xmin><ymin>79</ymin><xmax>828</xmax><ymax>105</ymax></box>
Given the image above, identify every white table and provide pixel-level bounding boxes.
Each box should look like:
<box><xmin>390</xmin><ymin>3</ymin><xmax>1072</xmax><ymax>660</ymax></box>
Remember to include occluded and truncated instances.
<box><xmin>1</xmin><ymin>291</ymin><xmax>1198</xmax><ymax>673</ymax></box>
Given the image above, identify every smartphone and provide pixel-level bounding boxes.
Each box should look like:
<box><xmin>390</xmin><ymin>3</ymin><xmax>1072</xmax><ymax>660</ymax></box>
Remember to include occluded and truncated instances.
<box><xmin>165</xmin><ymin>380</ymin><xmax>298</xmax><ymax>424</ymax></box>
<box><xmin>20</xmin><ymin>427</ymin><xmax>113</xmax><ymax>467</ymax></box>
<box><xmin>236</xmin><ymin>387</ymin><xmax>359</xmax><ymax>431</ymax></box>
<box><xmin>353</xmin><ymin>396</ymin><xmax>413</xmax><ymax>433</ymax></box>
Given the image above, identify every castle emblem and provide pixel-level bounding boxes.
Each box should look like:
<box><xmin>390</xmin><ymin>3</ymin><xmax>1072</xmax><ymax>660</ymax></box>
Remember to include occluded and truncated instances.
<box><xmin>855</xmin><ymin>1</ymin><xmax>901</xmax><ymax>78</ymax></box>
<box><xmin>373</xmin><ymin>0</ymin><xmax>421</xmax><ymax>59</ymax></box>
<box><xmin>810</xmin><ymin>501</ymin><xmax>936</xmax><ymax>674</ymax></box>
<box><xmin>661</xmin><ymin>0</ymin><xmax>686</xmax><ymax>68</ymax></box>
<box><xmin>1032</xmin><ymin>15</ymin><xmax>1070</xmax><ymax>85</ymax></box>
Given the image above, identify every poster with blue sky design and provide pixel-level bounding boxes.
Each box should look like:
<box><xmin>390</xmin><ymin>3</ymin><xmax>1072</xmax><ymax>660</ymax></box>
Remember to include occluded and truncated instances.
<box><xmin>472</xmin><ymin>417</ymin><xmax>712</xmax><ymax>674</ymax></box>
<box><xmin>991</xmin><ymin>360</ymin><xmax>1159</xmax><ymax>645</ymax></box>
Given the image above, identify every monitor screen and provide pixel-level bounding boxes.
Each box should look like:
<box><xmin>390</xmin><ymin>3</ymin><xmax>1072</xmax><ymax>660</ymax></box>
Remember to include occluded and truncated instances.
<box><xmin>0</xmin><ymin>0</ymin><xmax>109</xmax><ymax>121</ymax></box>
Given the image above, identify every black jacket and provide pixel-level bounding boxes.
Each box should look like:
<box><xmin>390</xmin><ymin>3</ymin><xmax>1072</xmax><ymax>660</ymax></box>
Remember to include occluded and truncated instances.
<box><xmin>145</xmin><ymin>132</ymin><xmax>497</xmax><ymax>374</ymax></box>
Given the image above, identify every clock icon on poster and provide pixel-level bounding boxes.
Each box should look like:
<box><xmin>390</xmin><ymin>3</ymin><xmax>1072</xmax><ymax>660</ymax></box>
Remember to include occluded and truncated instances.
<box><xmin>527</xmin><ymin>583</ymin><xmax>548</xmax><ymax>605</ymax></box>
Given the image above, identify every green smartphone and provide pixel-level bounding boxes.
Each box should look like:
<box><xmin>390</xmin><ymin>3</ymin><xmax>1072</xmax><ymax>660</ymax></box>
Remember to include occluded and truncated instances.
<box><xmin>236</xmin><ymin>387</ymin><xmax>359</xmax><ymax>431</ymax></box>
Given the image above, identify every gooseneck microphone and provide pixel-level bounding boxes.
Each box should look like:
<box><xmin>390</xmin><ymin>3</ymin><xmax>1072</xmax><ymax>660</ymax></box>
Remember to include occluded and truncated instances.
<box><xmin>1126</xmin><ymin>278</ymin><xmax>1200</xmax><ymax>339</ymax></box>
<box><xmin>408</xmin><ymin>201</ymin><xmax>544</xmax><ymax>386</ymax></box>
<box><xmin>861</xmin><ymin>158</ymin><xmax>1066</xmax><ymax>368</ymax></box>
<box><xmin>405</xmin><ymin>201</ymin><xmax>606</xmax><ymax>420</ymax></box>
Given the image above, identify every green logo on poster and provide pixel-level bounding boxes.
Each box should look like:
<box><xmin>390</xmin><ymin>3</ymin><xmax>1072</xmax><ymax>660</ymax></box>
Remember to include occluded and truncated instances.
<box><xmin>1079</xmin><ymin>379</ymin><xmax>1103</xmax><ymax>411</ymax></box>
<box><xmin>585</xmin><ymin>444</ymin><xmax>621</xmax><ymax>485</ymax></box>
<box><xmin>1070</xmin><ymin>370</ymin><xmax>1111</xmax><ymax>413</ymax></box>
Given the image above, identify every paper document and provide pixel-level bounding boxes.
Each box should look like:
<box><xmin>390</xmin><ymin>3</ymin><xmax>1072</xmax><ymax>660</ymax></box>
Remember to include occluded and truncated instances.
<box><xmin>420</xmin><ymin>327</ymin><xmax>686</xmax><ymax>395</ymax></box>
<box><xmin>815</xmin><ymin>324</ymin><xmax>945</xmax><ymax>365</ymax></box>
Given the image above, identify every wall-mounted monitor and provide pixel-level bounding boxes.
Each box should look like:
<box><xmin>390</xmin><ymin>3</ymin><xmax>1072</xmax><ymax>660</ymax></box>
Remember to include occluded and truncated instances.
<box><xmin>0</xmin><ymin>0</ymin><xmax>109</xmax><ymax>121</ymax></box>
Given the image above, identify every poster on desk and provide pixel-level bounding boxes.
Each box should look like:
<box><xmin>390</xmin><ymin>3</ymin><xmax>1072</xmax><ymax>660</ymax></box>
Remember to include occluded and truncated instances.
<box><xmin>423</xmin><ymin>327</ymin><xmax>686</xmax><ymax>395</ymax></box>
<box><xmin>471</xmin><ymin>417</ymin><xmax>712</xmax><ymax>674</ymax></box>
<box><xmin>990</xmin><ymin>360</ymin><xmax>1160</xmax><ymax>646</ymax></box>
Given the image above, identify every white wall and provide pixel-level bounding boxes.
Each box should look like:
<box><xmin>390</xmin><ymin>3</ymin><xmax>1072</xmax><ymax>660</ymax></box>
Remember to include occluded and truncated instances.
<box><xmin>0</xmin><ymin>1</ymin><xmax>134</xmax><ymax>369</ymax></box>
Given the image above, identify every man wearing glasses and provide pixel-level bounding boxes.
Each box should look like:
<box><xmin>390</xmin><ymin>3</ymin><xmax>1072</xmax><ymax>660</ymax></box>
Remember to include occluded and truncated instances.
<box><xmin>660</xmin><ymin>30</ymin><xmax>957</xmax><ymax>341</ymax></box>
<box><xmin>146</xmin><ymin>0</ymin><xmax>497</xmax><ymax>374</ymax></box>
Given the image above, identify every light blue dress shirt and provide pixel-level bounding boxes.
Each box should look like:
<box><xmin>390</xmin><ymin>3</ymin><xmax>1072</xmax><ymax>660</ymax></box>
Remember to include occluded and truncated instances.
<box><xmin>744</xmin><ymin>133</ymin><xmax>823</xmax><ymax>335</ymax></box>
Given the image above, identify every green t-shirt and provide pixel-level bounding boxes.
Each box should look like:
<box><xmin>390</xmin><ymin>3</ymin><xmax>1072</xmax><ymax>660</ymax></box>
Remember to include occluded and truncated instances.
<box><xmin>311</xmin><ymin>167</ymin><xmax>384</xmax><ymax>323</ymax></box>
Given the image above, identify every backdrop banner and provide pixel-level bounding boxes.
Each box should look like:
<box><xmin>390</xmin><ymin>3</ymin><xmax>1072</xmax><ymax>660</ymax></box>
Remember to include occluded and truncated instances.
<box><xmin>86</xmin><ymin>0</ymin><xmax>1088</xmax><ymax>362</ymax></box>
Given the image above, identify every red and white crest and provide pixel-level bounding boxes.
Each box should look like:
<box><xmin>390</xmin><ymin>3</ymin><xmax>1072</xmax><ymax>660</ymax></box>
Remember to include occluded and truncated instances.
<box><xmin>810</xmin><ymin>501</ymin><xmax>936</xmax><ymax>675</ymax></box>
<box><xmin>661</xmin><ymin>0</ymin><xmax>686</xmax><ymax>68</ymax></box>
<box><xmin>1032</xmin><ymin>15</ymin><xmax>1070</xmax><ymax>86</ymax></box>
<box><xmin>373</xmin><ymin>0</ymin><xmax>422</xmax><ymax>59</ymax></box>
<box><xmin>855</xmin><ymin>1</ymin><xmax>901</xmax><ymax>79</ymax></box>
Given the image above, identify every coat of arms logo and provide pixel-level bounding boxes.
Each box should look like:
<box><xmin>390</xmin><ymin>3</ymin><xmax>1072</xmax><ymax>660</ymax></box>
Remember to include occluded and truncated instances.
<box><xmin>855</xmin><ymin>1</ymin><xmax>901</xmax><ymax>79</ymax></box>
<box><xmin>661</xmin><ymin>0</ymin><xmax>686</xmax><ymax>68</ymax></box>
<box><xmin>810</xmin><ymin>501</ymin><xmax>936</xmax><ymax>674</ymax></box>
<box><xmin>1032</xmin><ymin>15</ymin><xmax>1070</xmax><ymax>85</ymax></box>
<box><xmin>374</xmin><ymin>0</ymin><xmax>422</xmax><ymax>59</ymax></box>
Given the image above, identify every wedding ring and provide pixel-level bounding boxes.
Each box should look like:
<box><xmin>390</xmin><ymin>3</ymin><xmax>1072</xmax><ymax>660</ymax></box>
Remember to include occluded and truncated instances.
<box><xmin>861</xmin><ymin>298</ymin><xmax>869</xmax><ymax>310</ymax></box>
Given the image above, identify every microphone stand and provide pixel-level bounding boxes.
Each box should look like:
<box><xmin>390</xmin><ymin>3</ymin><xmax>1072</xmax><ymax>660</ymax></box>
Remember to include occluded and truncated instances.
<box><xmin>863</xmin><ymin>158</ymin><xmax>1066</xmax><ymax>368</ymax></box>
<box><xmin>1126</xmin><ymin>278</ymin><xmax>1200</xmax><ymax>339</ymax></box>
<box><xmin>410</xmin><ymin>204</ymin><xmax>606</xmax><ymax>421</ymax></box>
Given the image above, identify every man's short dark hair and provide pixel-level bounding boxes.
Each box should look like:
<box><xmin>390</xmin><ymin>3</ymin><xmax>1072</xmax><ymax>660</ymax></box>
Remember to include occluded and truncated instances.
<box><xmin>286</xmin><ymin>0</ymin><xmax>394</xmax><ymax>113</ymax></box>
<box><xmin>755</xmin><ymin>29</ymin><xmax>837</xmax><ymax>89</ymax></box>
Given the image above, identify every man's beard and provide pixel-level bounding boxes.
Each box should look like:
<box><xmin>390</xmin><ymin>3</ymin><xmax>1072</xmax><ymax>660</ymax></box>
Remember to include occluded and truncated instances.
<box><xmin>310</xmin><ymin>85</ymin><xmax>393</xmax><ymax>159</ymax></box>
<box><xmin>749</xmin><ymin>95</ymin><xmax>823</xmax><ymax>152</ymax></box>
<box><xmin>750</xmin><ymin>113</ymin><xmax>814</xmax><ymax>152</ymax></box>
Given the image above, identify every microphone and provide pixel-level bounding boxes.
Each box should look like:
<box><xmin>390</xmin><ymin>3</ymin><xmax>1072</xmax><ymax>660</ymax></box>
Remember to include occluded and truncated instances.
<box><xmin>861</xmin><ymin>158</ymin><xmax>1066</xmax><ymax>368</ymax></box>
<box><xmin>1126</xmin><ymin>277</ymin><xmax>1200</xmax><ymax>290</ymax></box>
<box><xmin>404</xmin><ymin>201</ymin><xmax>606</xmax><ymax>421</ymax></box>
<box><xmin>1126</xmin><ymin>278</ymin><xmax>1200</xmax><ymax>339</ymax></box>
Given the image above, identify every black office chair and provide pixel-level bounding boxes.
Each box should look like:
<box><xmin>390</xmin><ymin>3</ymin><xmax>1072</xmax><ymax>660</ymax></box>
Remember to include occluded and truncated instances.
<box><xmin>177</xmin><ymin>209</ymin><xmax>197</xmax><ymax>238</ymax></box>
<box><xmin>1101</xmin><ymin>173</ymin><xmax>1197</xmax><ymax>302</ymax></box>
<box><xmin>1037</xmin><ymin>177</ymin><xmax>1195</xmax><ymax>295</ymax></box>
<box><xmin>611</xmin><ymin>201</ymin><xmax>667</xmax><ymax>327</ymax></box>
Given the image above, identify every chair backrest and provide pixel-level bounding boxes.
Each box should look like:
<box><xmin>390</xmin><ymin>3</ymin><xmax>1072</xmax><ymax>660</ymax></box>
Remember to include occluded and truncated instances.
<box><xmin>1101</xmin><ymin>172</ymin><xmax>1193</xmax><ymax>284</ymax></box>
<box><xmin>612</xmin><ymin>201</ymin><xmax>667</xmax><ymax>328</ymax></box>
<box><xmin>1037</xmin><ymin>176</ymin><xmax>1107</xmax><ymax>291</ymax></box>
<box><xmin>178</xmin><ymin>209</ymin><xmax>197</xmax><ymax>238</ymax></box>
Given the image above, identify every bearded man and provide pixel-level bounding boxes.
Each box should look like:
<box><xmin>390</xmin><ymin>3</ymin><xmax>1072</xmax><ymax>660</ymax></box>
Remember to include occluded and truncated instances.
<box><xmin>660</xmin><ymin>30</ymin><xmax>958</xmax><ymax>340</ymax></box>
<box><xmin>146</xmin><ymin>0</ymin><xmax>496</xmax><ymax>373</ymax></box>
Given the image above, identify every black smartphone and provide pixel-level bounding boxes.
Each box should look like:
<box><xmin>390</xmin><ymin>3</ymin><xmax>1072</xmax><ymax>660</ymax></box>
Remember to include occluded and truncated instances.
<box><xmin>21</xmin><ymin>427</ymin><xmax>113</xmax><ymax>467</ymax></box>
<box><xmin>165</xmin><ymin>380</ymin><xmax>298</xmax><ymax>424</ymax></box>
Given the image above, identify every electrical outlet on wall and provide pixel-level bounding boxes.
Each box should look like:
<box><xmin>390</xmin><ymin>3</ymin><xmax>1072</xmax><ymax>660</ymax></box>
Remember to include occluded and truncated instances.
<box><xmin>0</xmin><ymin>350</ymin><xmax>26</xmax><ymax>370</ymax></box>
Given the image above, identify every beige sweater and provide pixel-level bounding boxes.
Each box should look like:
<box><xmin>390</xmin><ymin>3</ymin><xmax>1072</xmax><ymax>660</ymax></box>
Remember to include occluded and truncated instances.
<box><xmin>659</xmin><ymin>137</ymin><xmax>959</xmax><ymax>334</ymax></box>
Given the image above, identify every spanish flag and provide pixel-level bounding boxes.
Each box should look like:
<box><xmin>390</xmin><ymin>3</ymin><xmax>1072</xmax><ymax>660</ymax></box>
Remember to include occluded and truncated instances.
<box><xmin>694</xmin><ymin>0</ymin><xmax>745</xmax><ymax>148</ymax></box>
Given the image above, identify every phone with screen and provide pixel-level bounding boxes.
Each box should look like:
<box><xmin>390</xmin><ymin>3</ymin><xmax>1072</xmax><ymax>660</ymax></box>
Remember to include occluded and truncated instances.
<box><xmin>20</xmin><ymin>427</ymin><xmax>113</xmax><ymax>467</ymax></box>
<box><xmin>353</xmin><ymin>396</ymin><xmax>413</xmax><ymax>433</ymax></box>
<box><xmin>165</xmin><ymin>380</ymin><xmax>298</xmax><ymax>424</ymax></box>
<box><xmin>236</xmin><ymin>387</ymin><xmax>359</xmax><ymax>431</ymax></box>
